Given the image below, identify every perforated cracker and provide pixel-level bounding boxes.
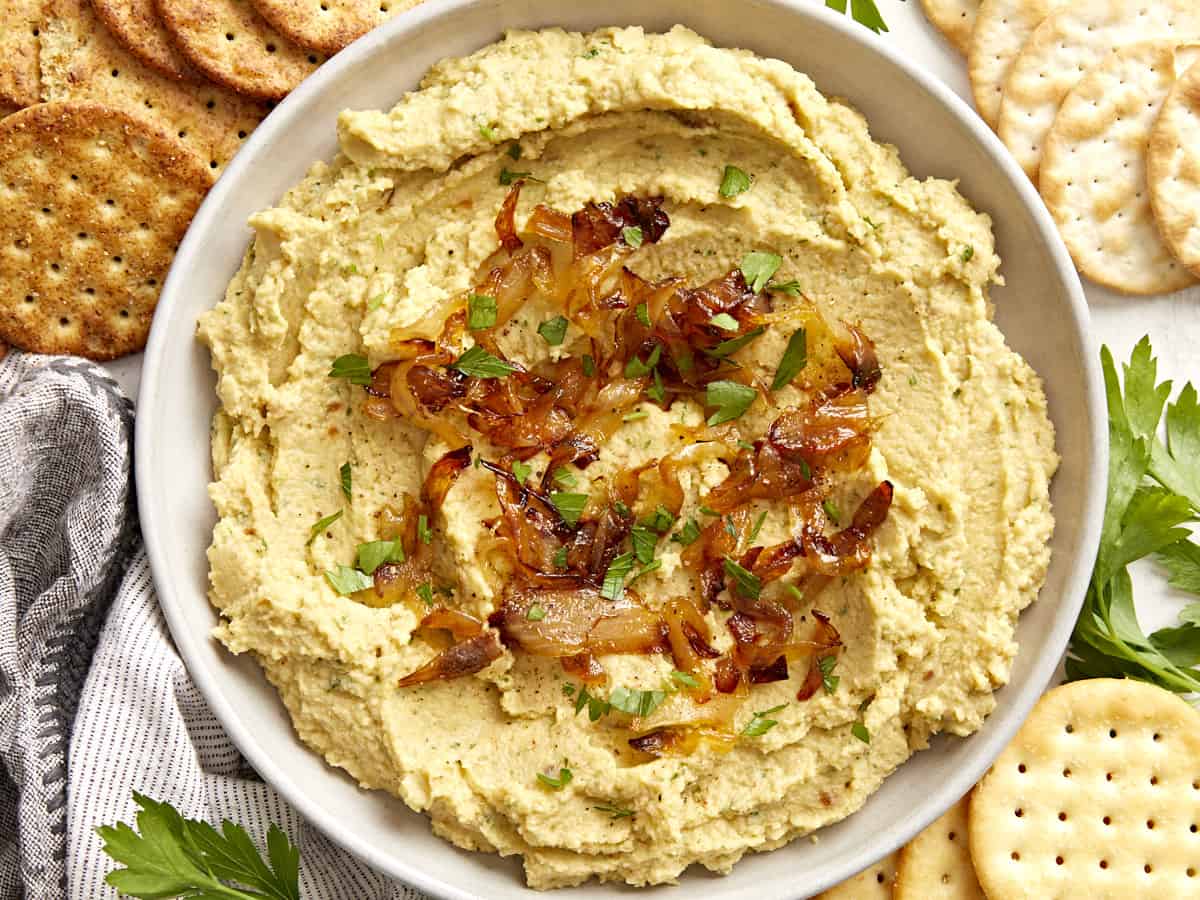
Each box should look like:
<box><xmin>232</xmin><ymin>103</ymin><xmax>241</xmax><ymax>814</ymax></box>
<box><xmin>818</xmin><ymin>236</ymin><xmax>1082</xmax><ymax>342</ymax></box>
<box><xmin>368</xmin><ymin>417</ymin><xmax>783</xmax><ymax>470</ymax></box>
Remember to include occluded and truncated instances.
<box><xmin>969</xmin><ymin>679</ymin><xmax>1200</xmax><ymax>900</ymax></box>
<box><xmin>0</xmin><ymin>102</ymin><xmax>210</xmax><ymax>358</ymax></box>
<box><xmin>156</xmin><ymin>0</ymin><xmax>323</xmax><ymax>101</ymax></box>
<box><xmin>1040</xmin><ymin>41</ymin><xmax>1197</xmax><ymax>294</ymax></box>
<box><xmin>1148</xmin><ymin>56</ymin><xmax>1200</xmax><ymax>278</ymax></box>
<box><xmin>920</xmin><ymin>0</ymin><xmax>980</xmax><ymax>55</ymax></box>
<box><xmin>0</xmin><ymin>0</ymin><xmax>42</xmax><ymax>108</ymax></box>
<box><xmin>91</xmin><ymin>0</ymin><xmax>198</xmax><ymax>81</ymax></box>
<box><xmin>968</xmin><ymin>0</ymin><xmax>1066</xmax><ymax>128</ymax></box>
<box><xmin>39</xmin><ymin>0</ymin><xmax>268</xmax><ymax>174</ymax></box>
<box><xmin>248</xmin><ymin>0</ymin><xmax>422</xmax><ymax>54</ymax></box>
<box><xmin>815</xmin><ymin>852</ymin><xmax>897</xmax><ymax>899</ymax></box>
<box><xmin>996</xmin><ymin>0</ymin><xmax>1200</xmax><ymax>179</ymax></box>
<box><xmin>895</xmin><ymin>795</ymin><xmax>986</xmax><ymax>899</ymax></box>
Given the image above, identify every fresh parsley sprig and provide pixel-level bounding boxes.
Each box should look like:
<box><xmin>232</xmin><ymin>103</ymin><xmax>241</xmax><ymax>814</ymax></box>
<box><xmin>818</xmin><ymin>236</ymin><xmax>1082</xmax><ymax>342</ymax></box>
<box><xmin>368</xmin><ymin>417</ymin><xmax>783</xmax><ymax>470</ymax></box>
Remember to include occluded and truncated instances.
<box><xmin>825</xmin><ymin>0</ymin><xmax>889</xmax><ymax>34</ymax></box>
<box><xmin>1066</xmin><ymin>339</ymin><xmax>1200</xmax><ymax>694</ymax></box>
<box><xmin>96</xmin><ymin>792</ymin><xmax>300</xmax><ymax>900</ymax></box>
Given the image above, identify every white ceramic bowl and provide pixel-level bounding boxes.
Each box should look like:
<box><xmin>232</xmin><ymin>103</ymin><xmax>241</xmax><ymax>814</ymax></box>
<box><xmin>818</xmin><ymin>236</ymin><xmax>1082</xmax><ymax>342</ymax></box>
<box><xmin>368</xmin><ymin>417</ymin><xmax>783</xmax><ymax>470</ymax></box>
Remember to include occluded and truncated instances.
<box><xmin>136</xmin><ymin>1</ymin><xmax>1107</xmax><ymax>896</ymax></box>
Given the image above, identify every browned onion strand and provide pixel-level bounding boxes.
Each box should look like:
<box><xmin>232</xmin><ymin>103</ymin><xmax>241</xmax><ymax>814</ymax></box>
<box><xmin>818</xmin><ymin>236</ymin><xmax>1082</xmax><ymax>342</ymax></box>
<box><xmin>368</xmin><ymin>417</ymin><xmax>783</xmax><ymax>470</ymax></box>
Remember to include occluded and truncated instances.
<box><xmin>397</xmin><ymin>631</ymin><xmax>503</xmax><ymax>687</ymax></box>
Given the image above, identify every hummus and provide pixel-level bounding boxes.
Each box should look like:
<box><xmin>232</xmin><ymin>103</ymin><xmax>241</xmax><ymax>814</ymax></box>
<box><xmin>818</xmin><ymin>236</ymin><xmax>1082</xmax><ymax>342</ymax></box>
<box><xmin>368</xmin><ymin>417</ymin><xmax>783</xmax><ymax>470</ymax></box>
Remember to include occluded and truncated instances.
<box><xmin>198</xmin><ymin>26</ymin><xmax>1057</xmax><ymax>889</ymax></box>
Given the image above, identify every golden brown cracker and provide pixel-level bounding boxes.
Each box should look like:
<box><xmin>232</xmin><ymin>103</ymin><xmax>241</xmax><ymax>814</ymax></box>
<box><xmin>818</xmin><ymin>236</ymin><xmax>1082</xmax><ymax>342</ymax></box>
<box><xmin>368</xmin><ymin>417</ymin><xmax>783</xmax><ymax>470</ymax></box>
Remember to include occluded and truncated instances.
<box><xmin>1040</xmin><ymin>41</ymin><xmax>1197</xmax><ymax>294</ymax></box>
<box><xmin>815</xmin><ymin>852</ymin><xmax>898</xmax><ymax>899</ymax></box>
<box><xmin>90</xmin><ymin>0</ymin><xmax>198</xmax><ymax>81</ymax></box>
<box><xmin>0</xmin><ymin>0</ymin><xmax>42</xmax><ymax>108</ymax></box>
<box><xmin>248</xmin><ymin>0</ymin><xmax>422</xmax><ymax>54</ymax></box>
<box><xmin>1148</xmin><ymin>55</ymin><xmax>1200</xmax><ymax>278</ymax></box>
<box><xmin>895</xmin><ymin>795</ymin><xmax>986</xmax><ymax>899</ymax></box>
<box><xmin>0</xmin><ymin>102</ymin><xmax>210</xmax><ymax>358</ymax></box>
<box><xmin>920</xmin><ymin>0</ymin><xmax>980</xmax><ymax>56</ymax></box>
<box><xmin>968</xmin><ymin>0</ymin><xmax>1065</xmax><ymax>128</ymax></box>
<box><xmin>40</xmin><ymin>0</ymin><xmax>268</xmax><ymax>173</ymax></box>
<box><xmin>156</xmin><ymin>0</ymin><xmax>322</xmax><ymax>101</ymax></box>
<box><xmin>970</xmin><ymin>679</ymin><xmax>1200</xmax><ymax>900</ymax></box>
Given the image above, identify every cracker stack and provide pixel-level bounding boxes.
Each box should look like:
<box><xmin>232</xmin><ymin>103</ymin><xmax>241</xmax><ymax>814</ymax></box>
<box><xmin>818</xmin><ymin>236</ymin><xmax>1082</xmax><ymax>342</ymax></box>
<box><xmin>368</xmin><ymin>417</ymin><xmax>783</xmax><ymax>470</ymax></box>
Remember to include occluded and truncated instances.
<box><xmin>0</xmin><ymin>0</ymin><xmax>427</xmax><ymax>359</ymax></box>
<box><xmin>922</xmin><ymin>0</ymin><xmax>1200</xmax><ymax>295</ymax></box>
<box><xmin>815</xmin><ymin>678</ymin><xmax>1200</xmax><ymax>898</ymax></box>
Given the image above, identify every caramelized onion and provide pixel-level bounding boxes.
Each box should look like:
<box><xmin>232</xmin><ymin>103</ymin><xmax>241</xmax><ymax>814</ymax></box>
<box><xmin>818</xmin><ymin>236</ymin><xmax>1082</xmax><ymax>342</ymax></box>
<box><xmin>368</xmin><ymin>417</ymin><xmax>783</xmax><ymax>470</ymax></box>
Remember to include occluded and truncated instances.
<box><xmin>417</xmin><ymin>607</ymin><xmax>484</xmax><ymax>640</ymax></box>
<box><xmin>572</xmin><ymin>196</ymin><xmax>669</xmax><ymax>258</ymax></box>
<box><xmin>397</xmin><ymin>631</ymin><xmax>502</xmax><ymax>687</ymax></box>
<box><xmin>491</xmin><ymin>586</ymin><xmax>668</xmax><ymax>657</ymax></box>
<box><xmin>494</xmin><ymin>181</ymin><xmax>523</xmax><ymax>253</ymax></box>
<box><xmin>795</xmin><ymin>611</ymin><xmax>841</xmax><ymax>701</ymax></box>
<box><xmin>801</xmin><ymin>481</ymin><xmax>894</xmax><ymax>577</ymax></box>
<box><xmin>768</xmin><ymin>385</ymin><xmax>873</xmax><ymax>472</ymax></box>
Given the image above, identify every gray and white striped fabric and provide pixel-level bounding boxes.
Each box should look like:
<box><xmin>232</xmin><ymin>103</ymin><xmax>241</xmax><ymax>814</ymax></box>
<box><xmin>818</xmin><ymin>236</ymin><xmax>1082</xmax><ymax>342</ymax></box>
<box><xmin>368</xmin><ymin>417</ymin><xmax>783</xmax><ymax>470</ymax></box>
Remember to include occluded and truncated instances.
<box><xmin>0</xmin><ymin>352</ymin><xmax>422</xmax><ymax>900</ymax></box>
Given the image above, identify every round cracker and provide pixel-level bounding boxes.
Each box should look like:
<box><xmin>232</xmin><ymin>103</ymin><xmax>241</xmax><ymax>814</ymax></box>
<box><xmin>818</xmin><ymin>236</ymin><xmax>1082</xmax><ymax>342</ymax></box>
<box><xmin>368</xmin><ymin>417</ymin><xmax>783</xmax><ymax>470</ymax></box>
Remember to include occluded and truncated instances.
<box><xmin>968</xmin><ymin>0</ymin><xmax>1066</xmax><ymax>128</ymax></box>
<box><xmin>156</xmin><ymin>0</ymin><xmax>323</xmax><ymax>101</ymax></box>
<box><xmin>0</xmin><ymin>102</ymin><xmax>210</xmax><ymax>359</ymax></box>
<box><xmin>1040</xmin><ymin>41</ymin><xmax>1197</xmax><ymax>294</ymax></box>
<box><xmin>1148</xmin><ymin>56</ymin><xmax>1200</xmax><ymax>277</ymax></box>
<box><xmin>970</xmin><ymin>678</ymin><xmax>1200</xmax><ymax>900</ymax></box>
<box><xmin>997</xmin><ymin>0</ymin><xmax>1200</xmax><ymax>179</ymax></box>
<box><xmin>0</xmin><ymin>0</ymin><xmax>42</xmax><ymax>108</ymax></box>
<box><xmin>895</xmin><ymin>795</ymin><xmax>986</xmax><ymax>899</ymax></box>
<box><xmin>90</xmin><ymin>0</ymin><xmax>198</xmax><ymax>81</ymax></box>
<box><xmin>40</xmin><ymin>0</ymin><xmax>268</xmax><ymax>174</ymax></box>
<box><xmin>248</xmin><ymin>0</ymin><xmax>421</xmax><ymax>54</ymax></box>
<box><xmin>920</xmin><ymin>0</ymin><xmax>980</xmax><ymax>55</ymax></box>
<box><xmin>815</xmin><ymin>852</ymin><xmax>898</xmax><ymax>899</ymax></box>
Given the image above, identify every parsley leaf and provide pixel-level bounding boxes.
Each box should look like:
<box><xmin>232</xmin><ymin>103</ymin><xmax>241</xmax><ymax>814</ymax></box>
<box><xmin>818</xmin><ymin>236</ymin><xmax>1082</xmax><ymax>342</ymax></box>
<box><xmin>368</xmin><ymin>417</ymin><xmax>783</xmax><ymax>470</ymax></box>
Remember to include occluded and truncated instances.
<box><xmin>706</xmin><ymin>380</ymin><xmax>757</xmax><ymax>426</ymax></box>
<box><xmin>766</xmin><ymin>280</ymin><xmax>802</xmax><ymax>296</ymax></box>
<box><xmin>592</xmin><ymin>802</ymin><xmax>634</xmax><ymax>819</ymax></box>
<box><xmin>552</xmin><ymin>466</ymin><xmax>577</xmax><ymax>488</ymax></box>
<box><xmin>339</xmin><ymin>462</ymin><xmax>352</xmax><ymax>502</ymax></box>
<box><xmin>567</xmin><ymin>683</ymin><xmax>611</xmax><ymax>720</ymax></box>
<box><xmin>747</xmin><ymin>510</ymin><xmax>768</xmax><ymax>545</ymax></box>
<box><xmin>451</xmin><ymin>345</ymin><xmax>517</xmax><ymax>378</ymax></box>
<box><xmin>817</xmin><ymin>655</ymin><xmax>839</xmax><ymax>694</ymax></box>
<box><xmin>742</xmin><ymin>704</ymin><xmax>787</xmax><ymax>737</ymax></box>
<box><xmin>609</xmin><ymin>686</ymin><xmax>668</xmax><ymax>717</ymax></box>
<box><xmin>724</xmin><ymin>557</ymin><xmax>762</xmax><ymax>600</ymax></box>
<box><xmin>625</xmin><ymin>344</ymin><xmax>662</xmax><ymax>378</ymax></box>
<box><xmin>1158</xmin><ymin>540</ymin><xmax>1200</xmax><ymax>596</ymax></box>
<box><xmin>740</xmin><ymin>251</ymin><xmax>782</xmax><ymax>293</ymax></box>
<box><xmin>622</xmin><ymin>226</ymin><xmax>644</xmax><ymax>248</ymax></box>
<box><xmin>852</xmin><ymin>721</ymin><xmax>871</xmax><ymax>744</ymax></box>
<box><xmin>538</xmin><ymin>315</ymin><xmax>569</xmax><ymax>346</ymax></box>
<box><xmin>708</xmin><ymin>325</ymin><xmax>765</xmax><ymax>359</ymax></box>
<box><xmin>719</xmin><ymin>165</ymin><xmax>751</xmax><ymax>198</ymax></box>
<box><xmin>478</xmin><ymin>121</ymin><xmax>498</xmax><ymax>142</ymax></box>
<box><xmin>670</xmin><ymin>670</ymin><xmax>700</xmax><ymax>689</ymax></box>
<box><xmin>823</xmin><ymin>499</ymin><xmax>841</xmax><ymax>526</ymax></box>
<box><xmin>630</xmin><ymin>525</ymin><xmax>658</xmax><ymax>565</ymax></box>
<box><xmin>507</xmin><ymin>143</ymin><xmax>522</xmax><ymax>160</ymax></box>
<box><xmin>499</xmin><ymin>168</ymin><xmax>537</xmax><ymax>186</ymax></box>
<box><xmin>552</xmin><ymin>546</ymin><xmax>568</xmax><ymax>569</ymax></box>
<box><xmin>415</xmin><ymin>583</ymin><xmax>434</xmax><ymax>606</ymax></box>
<box><xmin>307</xmin><ymin>510</ymin><xmax>343</xmax><ymax>546</ymax></box>
<box><xmin>511</xmin><ymin>460</ymin><xmax>532</xmax><ymax>484</ymax></box>
<box><xmin>356</xmin><ymin>540</ymin><xmax>404</xmax><ymax>574</ymax></box>
<box><xmin>647</xmin><ymin>367</ymin><xmax>666</xmax><ymax>404</ymax></box>
<box><xmin>672</xmin><ymin>518</ymin><xmax>702</xmax><ymax>546</ymax></box>
<box><xmin>417</xmin><ymin>514</ymin><xmax>433</xmax><ymax>544</ymax></box>
<box><xmin>710</xmin><ymin>312</ymin><xmax>739</xmax><ymax>331</ymax></box>
<box><xmin>526</xmin><ymin>604</ymin><xmax>547</xmax><ymax>621</ymax></box>
<box><xmin>537</xmin><ymin>768</ymin><xmax>572</xmax><ymax>790</ymax></box>
<box><xmin>826</xmin><ymin>0</ymin><xmax>889</xmax><ymax>33</ymax></box>
<box><xmin>96</xmin><ymin>791</ymin><xmax>300</xmax><ymax>900</ymax></box>
<box><xmin>329</xmin><ymin>354</ymin><xmax>371</xmax><ymax>385</ymax></box>
<box><xmin>635</xmin><ymin>302</ymin><xmax>651</xmax><ymax>327</ymax></box>
<box><xmin>467</xmin><ymin>294</ymin><xmax>497</xmax><ymax>330</ymax></box>
<box><xmin>601</xmin><ymin>551</ymin><xmax>636</xmax><ymax>601</ymax></box>
<box><xmin>961</xmin><ymin>245</ymin><xmax>974</xmax><ymax>263</ymax></box>
<box><xmin>582</xmin><ymin>354</ymin><xmax>597</xmax><ymax>377</ymax></box>
<box><xmin>771</xmin><ymin>328</ymin><xmax>808</xmax><ymax>391</ymax></box>
<box><xmin>641</xmin><ymin>505</ymin><xmax>676</xmax><ymax>534</ymax></box>
<box><xmin>551</xmin><ymin>491</ymin><xmax>589</xmax><ymax>526</ymax></box>
<box><xmin>326</xmin><ymin>565</ymin><xmax>373</xmax><ymax>595</ymax></box>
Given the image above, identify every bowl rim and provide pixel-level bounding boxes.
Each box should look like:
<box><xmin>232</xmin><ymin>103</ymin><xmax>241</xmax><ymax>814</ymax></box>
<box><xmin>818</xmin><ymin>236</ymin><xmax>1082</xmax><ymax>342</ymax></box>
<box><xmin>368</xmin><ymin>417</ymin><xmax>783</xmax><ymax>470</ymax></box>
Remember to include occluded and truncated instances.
<box><xmin>136</xmin><ymin>1</ymin><xmax>1107</xmax><ymax>896</ymax></box>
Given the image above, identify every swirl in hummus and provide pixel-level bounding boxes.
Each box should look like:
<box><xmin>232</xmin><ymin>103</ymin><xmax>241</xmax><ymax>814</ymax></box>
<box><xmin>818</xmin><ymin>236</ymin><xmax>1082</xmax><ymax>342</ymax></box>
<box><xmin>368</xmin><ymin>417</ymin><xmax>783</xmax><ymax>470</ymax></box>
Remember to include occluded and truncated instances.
<box><xmin>198</xmin><ymin>26</ymin><xmax>1058</xmax><ymax>889</ymax></box>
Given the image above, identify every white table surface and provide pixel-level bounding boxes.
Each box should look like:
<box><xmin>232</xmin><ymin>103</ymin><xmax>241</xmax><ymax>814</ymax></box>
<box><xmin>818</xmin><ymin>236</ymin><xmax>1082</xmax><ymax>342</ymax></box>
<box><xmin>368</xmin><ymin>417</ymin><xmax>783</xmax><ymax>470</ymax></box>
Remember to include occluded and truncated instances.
<box><xmin>104</xmin><ymin>0</ymin><xmax>1198</xmax><ymax>659</ymax></box>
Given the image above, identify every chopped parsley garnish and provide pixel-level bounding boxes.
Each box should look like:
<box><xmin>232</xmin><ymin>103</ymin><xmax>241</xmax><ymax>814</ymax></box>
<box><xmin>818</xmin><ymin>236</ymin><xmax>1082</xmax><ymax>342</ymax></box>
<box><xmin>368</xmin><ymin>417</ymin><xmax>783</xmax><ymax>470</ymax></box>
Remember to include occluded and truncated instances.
<box><xmin>467</xmin><ymin>294</ymin><xmax>497</xmax><ymax>330</ymax></box>
<box><xmin>672</xmin><ymin>517</ymin><xmax>702</xmax><ymax>546</ymax></box>
<box><xmin>614</xmin><ymin>500</ymin><xmax>632</xmax><ymax>518</ymax></box>
<box><xmin>708</xmin><ymin>325</ymin><xmax>765</xmax><ymax>359</ymax></box>
<box><xmin>553</xmin><ymin>466</ymin><xmax>578</xmax><ymax>488</ymax></box>
<box><xmin>415</xmin><ymin>583</ymin><xmax>435</xmax><ymax>606</ymax></box>
<box><xmin>608</xmin><ymin>686</ymin><xmax>667</xmax><ymax>717</ymax></box>
<box><xmin>417</xmin><ymin>514</ymin><xmax>433</xmax><ymax>544</ymax></box>
<box><xmin>624</xmin><ymin>344</ymin><xmax>662</xmax><ymax>378</ymax></box>
<box><xmin>785</xmin><ymin>583</ymin><xmax>805</xmax><ymax>603</ymax></box>
<box><xmin>747</xmin><ymin>510</ymin><xmax>768</xmax><ymax>544</ymax></box>
<box><xmin>641</xmin><ymin>505</ymin><xmax>676</xmax><ymax>533</ymax></box>
<box><xmin>499</xmin><ymin>167</ymin><xmax>534</xmax><ymax>186</ymax></box>
<box><xmin>339</xmin><ymin>461</ymin><xmax>352</xmax><ymax>502</ymax></box>
<box><xmin>356</xmin><ymin>539</ymin><xmax>404</xmax><ymax>575</ymax></box>
<box><xmin>961</xmin><ymin>245</ymin><xmax>974</xmax><ymax>263</ymax></box>
<box><xmin>538</xmin><ymin>315</ymin><xmax>569</xmax><ymax>346</ymax></box>
<box><xmin>826</xmin><ymin>0</ymin><xmax>889</xmax><ymax>33</ymax></box>
<box><xmin>565</xmin><ymin>683</ymin><xmax>611</xmax><ymax>721</ymax></box>
<box><xmin>550</xmin><ymin>491</ymin><xmax>589</xmax><ymax>526</ymax></box>
<box><xmin>635</xmin><ymin>302</ymin><xmax>651</xmax><ymax>327</ymax></box>
<box><xmin>630</xmin><ymin>525</ymin><xmax>658</xmax><ymax>565</ymax></box>
<box><xmin>537</xmin><ymin>767</ymin><xmax>572</xmax><ymax>790</ymax></box>
<box><xmin>341</xmin><ymin>263</ymin><xmax>358</xmax><ymax>277</ymax></box>
<box><xmin>742</xmin><ymin>704</ymin><xmax>787</xmax><ymax>737</ymax></box>
<box><xmin>718</xmin><ymin>164</ymin><xmax>751</xmax><ymax>198</ymax></box>
<box><xmin>511</xmin><ymin>459</ymin><xmax>532</xmax><ymax>484</ymax></box>
<box><xmin>766</xmin><ymin>280</ymin><xmax>802</xmax><ymax>296</ymax></box>
<box><xmin>740</xmin><ymin>251</ymin><xmax>782</xmax><ymax>293</ymax></box>
<box><xmin>670</xmin><ymin>670</ymin><xmax>701</xmax><ymax>689</ymax></box>
<box><xmin>328</xmin><ymin>353</ymin><xmax>371</xmax><ymax>385</ymax></box>
<box><xmin>552</xmin><ymin>546</ymin><xmax>568</xmax><ymax>569</ymax></box>
<box><xmin>647</xmin><ymin>368</ymin><xmax>666</xmax><ymax>404</ymax></box>
<box><xmin>709</xmin><ymin>312</ymin><xmax>739</xmax><ymax>331</ymax></box>
<box><xmin>451</xmin><ymin>345</ymin><xmax>517</xmax><ymax>378</ymax></box>
<box><xmin>325</xmin><ymin>565</ymin><xmax>372</xmax><ymax>596</ymax></box>
<box><xmin>629</xmin><ymin>559</ymin><xmax>662</xmax><ymax>583</ymax></box>
<box><xmin>307</xmin><ymin>510</ymin><xmax>343</xmax><ymax>546</ymax></box>
<box><xmin>526</xmin><ymin>604</ymin><xmax>547</xmax><ymax>622</ymax></box>
<box><xmin>723</xmin><ymin>557</ymin><xmax>762</xmax><ymax>600</ymax></box>
<box><xmin>593</xmin><ymin>802</ymin><xmax>634</xmax><ymax>819</ymax></box>
<box><xmin>705</xmin><ymin>380</ymin><xmax>757</xmax><ymax>426</ymax></box>
<box><xmin>601</xmin><ymin>551</ymin><xmax>636</xmax><ymax>601</ymax></box>
<box><xmin>623</xmin><ymin>226</ymin><xmax>645</xmax><ymax>248</ymax></box>
<box><xmin>623</xmin><ymin>409</ymin><xmax>648</xmax><ymax>422</ymax></box>
<box><xmin>823</xmin><ymin>499</ymin><xmax>840</xmax><ymax>525</ymax></box>
<box><xmin>581</xmin><ymin>354</ymin><xmax>597</xmax><ymax>377</ymax></box>
<box><xmin>507</xmin><ymin>143</ymin><xmax>522</xmax><ymax>160</ymax></box>
<box><xmin>478</xmin><ymin>121</ymin><xmax>498</xmax><ymax>141</ymax></box>
<box><xmin>819</xmin><ymin>655</ymin><xmax>840</xmax><ymax>694</ymax></box>
<box><xmin>852</xmin><ymin>722</ymin><xmax>871</xmax><ymax>744</ymax></box>
<box><xmin>771</xmin><ymin>328</ymin><xmax>808</xmax><ymax>391</ymax></box>
<box><xmin>367</xmin><ymin>293</ymin><xmax>386</xmax><ymax>311</ymax></box>
<box><xmin>737</xmin><ymin>440</ymin><xmax>755</xmax><ymax>450</ymax></box>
